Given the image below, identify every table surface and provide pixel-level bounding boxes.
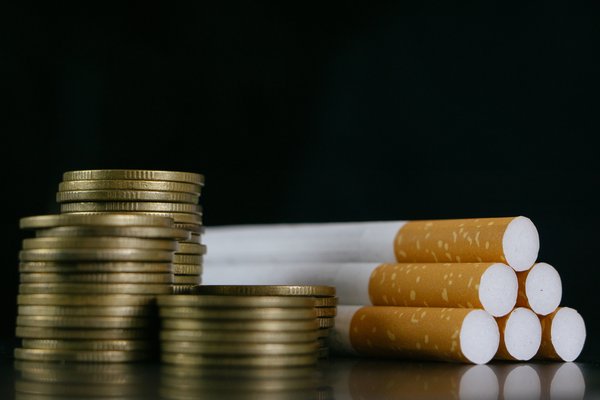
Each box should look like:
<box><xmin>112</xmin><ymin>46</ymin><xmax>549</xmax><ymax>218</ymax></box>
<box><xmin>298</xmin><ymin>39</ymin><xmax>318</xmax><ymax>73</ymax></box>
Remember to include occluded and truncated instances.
<box><xmin>1</xmin><ymin>356</ymin><xmax>598</xmax><ymax>399</ymax></box>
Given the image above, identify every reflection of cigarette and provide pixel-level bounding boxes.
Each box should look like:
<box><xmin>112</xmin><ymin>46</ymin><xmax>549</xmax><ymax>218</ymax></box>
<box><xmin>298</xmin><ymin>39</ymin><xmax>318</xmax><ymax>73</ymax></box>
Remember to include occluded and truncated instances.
<box><xmin>534</xmin><ymin>362</ymin><xmax>586</xmax><ymax>400</ymax></box>
<box><xmin>516</xmin><ymin>263</ymin><xmax>562</xmax><ymax>316</ymax></box>
<box><xmin>494</xmin><ymin>308</ymin><xmax>541</xmax><ymax>361</ymax></box>
<box><xmin>331</xmin><ymin>306</ymin><xmax>499</xmax><ymax>364</ymax></box>
<box><xmin>204</xmin><ymin>217</ymin><xmax>539</xmax><ymax>271</ymax></box>
<box><xmin>204</xmin><ymin>262</ymin><xmax>517</xmax><ymax>317</ymax></box>
<box><xmin>492</xmin><ymin>364</ymin><xmax>541</xmax><ymax>400</ymax></box>
<box><xmin>536</xmin><ymin>307</ymin><xmax>586</xmax><ymax>362</ymax></box>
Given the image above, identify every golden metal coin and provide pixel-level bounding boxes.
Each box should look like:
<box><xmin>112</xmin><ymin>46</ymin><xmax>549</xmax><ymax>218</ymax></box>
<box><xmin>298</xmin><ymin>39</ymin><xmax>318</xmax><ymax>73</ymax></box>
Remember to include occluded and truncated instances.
<box><xmin>161</xmin><ymin>364</ymin><xmax>317</xmax><ymax>379</ymax></box>
<box><xmin>61</xmin><ymin>201</ymin><xmax>202</xmax><ymax>214</ymax></box>
<box><xmin>317</xmin><ymin>328</ymin><xmax>330</xmax><ymax>338</ymax></box>
<box><xmin>14</xmin><ymin>380</ymin><xmax>145</xmax><ymax>397</ymax></box>
<box><xmin>160</xmin><ymin>329</ymin><xmax>319</xmax><ymax>343</ymax></box>
<box><xmin>56</xmin><ymin>190</ymin><xmax>199</xmax><ymax>204</ymax></box>
<box><xmin>318</xmin><ymin>318</ymin><xmax>335</xmax><ymax>329</ymax></box>
<box><xmin>161</xmin><ymin>319</ymin><xmax>319</xmax><ymax>332</ymax></box>
<box><xmin>63</xmin><ymin>169</ymin><xmax>204</xmax><ymax>185</ymax></box>
<box><xmin>157</xmin><ymin>295</ymin><xmax>315</xmax><ymax>308</ymax></box>
<box><xmin>174</xmin><ymin>243</ymin><xmax>205</xmax><ymax>254</ymax></box>
<box><xmin>171</xmin><ymin>285</ymin><xmax>197</xmax><ymax>294</ymax></box>
<box><xmin>20</xmin><ymin>272</ymin><xmax>172</xmax><ymax>284</ymax></box>
<box><xmin>22</xmin><ymin>339</ymin><xmax>153</xmax><ymax>352</ymax></box>
<box><xmin>17</xmin><ymin>294</ymin><xmax>156</xmax><ymax>306</ymax></box>
<box><xmin>161</xmin><ymin>341</ymin><xmax>319</xmax><ymax>355</ymax></box>
<box><xmin>19</xmin><ymin>249</ymin><xmax>174</xmax><ymax>262</ymax></box>
<box><xmin>19</xmin><ymin>261</ymin><xmax>172</xmax><ymax>274</ymax></box>
<box><xmin>172</xmin><ymin>275</ymin><xmax>200</xmax><ymax>285</ymax></box>
<box><xmin>36</xmin><ymin>226</ymin><xmax>190</xmax><ymax>240</ymax></box>
<box><xmin>315</xmin><ymin>308</ymin><xmax>337</xmax><ymax>318</ymax></box>
<box><xmin>17</xmin><ymin>315</ymin><xmax>154</xmax><ymax>329</ymax></box>
<box><xmin>173</xmin><ymin>223</ymin><xmax>202</xmax><ymax>233</ymax></box>
<box><xmin>18</xmin><ymin>305</ymin><xmax>153</xmax><ymax>317</ymax></box>
<box><xmin>19</xmin><ymin>283</ymin><xmax>172</xmax><ymax>295</ymax></box>
<box><xmin>195</xmin><ymin>285</ymin><xmax>336</xmax><ymax>297</ymax></box>
<box><xmin>59</xmin><ymin>179</ymin><xmax>201</xmax><ymax>194</ymax></box>
<box><xmin>23</xmin><ymin>237</ymin><xmax>177</xmax><ymax>250</ymax></box>
<box><xmin>181</xmin><ymin>233</ymin><xmax>202</xmax><ymax>244</ymax></box>
<box><xmin>20</xmin><ymin>213</ymin><xmax>172</xmax><ymax>229</ymax></box>
<box><xmin>172</xmin><ymin>264</ymin><xmax>202</xmax><ymax>275</ymax></box>
<box><xmin>160</xmin><ymin>376</ymin><xmax>319</xmax><ymax>392</ymax></box>
<box><xmin>159</xmin><ymin>307</ymin><xmax>316</xmax><ymax>320</ymax></box>
<box><xmin>14</xmin><ymin>361</ymin><xmax>140</xmax><ymax>384</ymax></box>
<box><xmin>14</xmin><ymin>347</ymin><xmax>150</xmax><ymax>363</ymax></box>
<box><xmin>161</xmin><ymin>353</ymin><xmax>318</xmax><ymax>367</ymax></box>
<box><xmin>66</xmin><ymin>211</ymin><xmax>202</xmax><ymax>225</ymax></box>
<box><xmin>172</xmin><ymin>254</ymin><xmax>204</xmax><ymax>264</ymax></box>
<box><xmin>16</xmin><ymin>326</ymin><xmax>151</xmax><ymax>340</ymax></box>
<box><xmin>314</xmin><ymin>297</ymin><xmax>338</xmax><ymax>307</ymax></box>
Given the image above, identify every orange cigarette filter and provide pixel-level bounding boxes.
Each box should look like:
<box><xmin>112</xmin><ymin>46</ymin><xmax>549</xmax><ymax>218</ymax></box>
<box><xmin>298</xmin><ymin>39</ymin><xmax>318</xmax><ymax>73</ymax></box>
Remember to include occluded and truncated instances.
<box><xmin>347</xmin><ymin>306</ymin><xmax>499</xmax><ymax>364</ymax></box>
<box><xmin>394</xmin><ymin>217</ymin><xmax>539</xmax><ymax>272</ymax></box>
<box><xmin>368</xmin><ymin>262</ymin><xmax>517</xmax><ymax>317</ymax></box>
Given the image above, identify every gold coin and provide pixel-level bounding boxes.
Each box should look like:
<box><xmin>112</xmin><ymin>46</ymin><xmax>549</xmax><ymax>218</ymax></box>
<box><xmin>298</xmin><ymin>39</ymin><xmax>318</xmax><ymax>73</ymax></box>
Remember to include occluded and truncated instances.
<box><xmin>195</xmin><ymin>285</ymin><xmax>336</xmax><ymax>297</ymax></box>
<box><xmin>173</xmin><ymin>223</ymin><xmax>202</xmax><ymax>233</ymax></box>
<box><xmin>19</xmin><ymin>249</ymin><xmax>174</xmax><ymax>262</ymax></box>
<box><xmin>36</xmin><ymin>226</ymin><xmax>190</xmax><ymax>240</ymax></box>
<box><xmin>14</xmin><ymin>347</ymin><xmax>150</xmax><ymax>363</ymax></box>
<box><xmin>18</xmin><ymin>305</ymin><xmax>153</xmax><ymax>317</ymax></box>
<box><xmin>171</xmin><ymin>285</ymin><xmax>197</xmax><ymax>294</ymax></box>
<box><xmin>22</xmin><ymin>237</ymin><xmax>177</xmax><ymax>250</ymax></box>
<box><xmin>15</xmin><ymin>380</ymin><xmax>144</xmax><ymax>397</ymax></box>
<box><xmin>161</xmin><ymin>376</ymin><xmax>319</xmax><ymax>392</ymax></box>
<box><xmin>172</xmin><ymin>264</ymin><xmax>202</xmax><ymax>275</ymax></box>
<box><xmin>161</xmin><ymin>353</ymin><xmax>318</xmax><ymax>367</ymax></box>
<box><xmin>317</xmin><ymin>328</ymin><xmax>330</xmax><ymax>338</ymax></box>
<box><xmin>159</xmin><ymin>307</ymin><xmax>315</xmax><ymax>320</ymax></box>
<box><xmin>20</xmin><ymin>272</ymin><xmax>173</xmax><ymax>284</ymax></box>
<box><xmin>172</xmin><ymin>275</ymin><xmax>200</xmax><ymax>284</ymax></box>
<box><xmin>14</xmin><ymin>361</ymin><xmax>140</xmax><ymax>384</ymax></box>
<box><xmin>22</xmin><ymin>339</ymin><xmax>154</xmax><ymax>352</ymax></box>
<box><xmin>161</xmin><ymin>341</ymin><xmax>318</xmax><ymax>356</ymax></box>
<box><xmin>172</xmin><ymin>254</ymin><xmax>203</xmax><ymax>264</ymax></box>
<box><xmin>174</xmin><ymin>243</ymin><xmax>205</xmax><ymax>254</ymax></box>
<box><xmin>160</xmin><ymin>329</ymin><xmax>319</xmax><ymax>343</ymax></box>
<box><xmin>17</xmin><ymin>315</ymin><xmax>154</xmax><ymax>329</ymax></box>
<box><xmin>63</xmin><ymin>170</ymin><xmax>204</xmax><ymax>185</ymax></box>
<box><xmin>17</xmin><ymin>294</ymin><xmax>156</xmax><ymax>306</ymax></box>
<box><xmin>16</xmin><ymin>327</ymin><xmax>151</xmax><ymax>340</ymax></box>
<box><xmin>157</xmin><ymin>295</ymin><xmax>315</xmax><ymax>308</ymax></box>
<box><xmin>318</xmin><ymin>318</ymin><xmax>335</xmax><ymax>329</ymax></box>
<box><xmin>161</xmin><ymin>319</ymin><xmax>319</xmax><ymax>332</ymax></box>
<box><xmin>315</xmin><ymin>308</ymin><xmax>337</xmax><ymax>318</ymax></box>
<box><xmin>19</xmin><ymin>283</ymin><xmax>171</xmax><ymax>295</ymax></box>
<box><xmin>66</xmin><ymin>211</ymin><xmax>202</xmax><ymax>225</ymax></box>
<box><xmin>61</xmin><ymin>201</ymin><xmax>202</xmax><ymax>214</ymax></box>
<box><xmin>161</xmin><ymin>365</ymin><xmax>317</xmax><ymax>380</ymax></box>
<box><xmin>56</xmin><ymin>190</ymin><xmax>199</xmax><ymax>203</ymax></box>
<box><xmin>20</xmin><ymin>213</ymin><xmax>173</xmax><ymax>229</ymax></box>
<box><xmin>58</xmin><ymin>180</ymin><xmax>201</xmax><ymax>194</ymax></box>
<box><xmin>181</xmin><ymin>233</ymin><xmax>202</xmax><ymax>244</ymax></box>
<box><xmin>19</xmin><ymin>261</ymin><xmax>172</xmax><ymax>274</ymax></box>
<box><xmin>314</xmin><ymin>297</ymin><xmax>338</xmax><ymax>307</ymax></box>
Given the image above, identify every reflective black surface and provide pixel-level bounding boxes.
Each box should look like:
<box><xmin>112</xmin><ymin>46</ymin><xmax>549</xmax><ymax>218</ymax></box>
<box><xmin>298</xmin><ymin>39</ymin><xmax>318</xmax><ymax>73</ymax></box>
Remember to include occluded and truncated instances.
<box><xmin>1</xmin><ymin>356</ymin><xmax>598</xmax><ymax>400</ymax></box>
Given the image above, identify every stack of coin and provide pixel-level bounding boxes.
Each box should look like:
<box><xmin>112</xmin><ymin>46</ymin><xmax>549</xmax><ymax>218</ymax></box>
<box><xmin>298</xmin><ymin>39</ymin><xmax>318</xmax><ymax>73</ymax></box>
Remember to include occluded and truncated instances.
<box><xmin>194</xmin><ymin>285</ymin><xmax>337</xmax><ymax>358</ymax></box>
<box><xmin>157</xmin><ymin>295</ymin><xmax>321</xmax><ymax>368</ymax></box>
<box><xmin>57</xmin><ymin>170</ymin><xmax>205</xmax><ymax>293</ymax></box>
<box><xmin>15</xmin><ymin>213</ymin><xmax>187</xmax><ymax>363</ymax></box>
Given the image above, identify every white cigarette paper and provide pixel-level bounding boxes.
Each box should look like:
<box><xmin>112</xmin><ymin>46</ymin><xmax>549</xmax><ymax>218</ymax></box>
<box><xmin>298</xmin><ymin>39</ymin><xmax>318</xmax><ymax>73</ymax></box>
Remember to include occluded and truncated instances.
<box><xmin>204</xmin><ymin>216</ymin><xmax>539</xmax><ymax>271</ymax></box>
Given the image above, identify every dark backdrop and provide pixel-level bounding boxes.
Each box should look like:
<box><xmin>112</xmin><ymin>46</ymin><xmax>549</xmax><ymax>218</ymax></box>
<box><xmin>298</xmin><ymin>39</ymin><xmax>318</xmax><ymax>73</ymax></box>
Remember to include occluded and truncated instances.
<box><xmin>1</xmin><ymin>4</ymin><xmax>598</xmax><ymax>361</ymax></box>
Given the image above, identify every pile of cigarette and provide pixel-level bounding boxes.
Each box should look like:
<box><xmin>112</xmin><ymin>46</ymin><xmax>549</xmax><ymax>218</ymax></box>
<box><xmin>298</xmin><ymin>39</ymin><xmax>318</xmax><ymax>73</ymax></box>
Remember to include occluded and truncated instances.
<box><xmin>203</xmin><ymin>217</ymin><xmax>586</xmax><ymax>364</ymax></box>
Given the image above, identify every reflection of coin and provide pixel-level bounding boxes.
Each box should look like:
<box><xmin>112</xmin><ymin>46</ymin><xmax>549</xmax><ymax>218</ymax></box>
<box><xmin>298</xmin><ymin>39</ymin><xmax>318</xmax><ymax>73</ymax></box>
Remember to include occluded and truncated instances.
<box><xmin>18</xmin><ymin>305</ymin><xmax>153</xmax><ymax>317</ymax></box>
<box><xmin>19</xmin><ymin>283</ymin><xmax>172</xmax><ymax>295</ymax></box>
<box><xmin>22</xmin><ymin>339</ymin><xmax>153</xmax><ymax>351</ymax></box>
<box><xmin>62</xmin><ymin>170</ymin><xmax>204</xmax><ymax>185</ymax></box>
<box><xmin>161</xmin><ymin>353</ymin><xmax>318</xmax><ymax>367</ymax></box>
<box><xmin>157</xmin><ymin>295</ymin><xmax>315</xmax><ymax>308</ymax></box>
<box><xmin>160</xmin><ymin>329</ymin><xmax>319</xmax><ymax>343</ymax></box>
<box><xmin>196</xmin><ymin>285</ymin><xmax>336</xmax><ymax>297</ymax></box>
<box><xmin>159</xmin><ymin>307</ymin><xmax>316</xmax><ymax>320</ymax></box>
<box><xmin>14</xmin><ymin>348</ymin><xmax>150</xmax><ymax>362</ymax></box>
<box><xmin>18</xmin><ymin>294</ymin><xmax>156</xmax><ymax>306</ymax></box>
<box><xmin>20</xmin><ymin>214</ymin><xmax>172</xmax><ymax>229</ymax></box>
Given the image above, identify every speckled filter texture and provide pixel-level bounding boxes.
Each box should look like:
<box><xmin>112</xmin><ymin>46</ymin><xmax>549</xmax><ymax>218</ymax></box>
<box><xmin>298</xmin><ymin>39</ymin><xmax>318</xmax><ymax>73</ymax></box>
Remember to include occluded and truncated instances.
<box><xmin>369</xmin><ymin>263</ymin><xmax>491</xmax><ymax>309</ymax></box>
<box><xmin>349</xmin><ymin>306</ymin><xmax>474</xmax><ymax>363</ymax></box>
<box><xmin>394</xmin><ymin>217</ymin><xmax>515</xmax><ymax>263</ymax></box>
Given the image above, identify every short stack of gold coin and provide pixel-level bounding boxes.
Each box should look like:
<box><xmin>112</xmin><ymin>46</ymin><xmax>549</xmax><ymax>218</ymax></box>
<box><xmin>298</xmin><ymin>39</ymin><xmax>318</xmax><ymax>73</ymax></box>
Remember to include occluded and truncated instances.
<box><xmin>157</xmin><ymin>294</ymin><xmax>321</xmax><ymax>368</ymax></box>
<box><xmin>194</xmin><ymin>285</ymin><xmax>337</xmax><ymax>358</ymax></box>
<box><xmin>57</xmin><ymin>170</ymin><xmax>205</xmax><ymax>293</ymax></box>
<box><xmin>15</xmin><ymin>213</ymin><xmax>187</xmax><ymax>363</ymax></box>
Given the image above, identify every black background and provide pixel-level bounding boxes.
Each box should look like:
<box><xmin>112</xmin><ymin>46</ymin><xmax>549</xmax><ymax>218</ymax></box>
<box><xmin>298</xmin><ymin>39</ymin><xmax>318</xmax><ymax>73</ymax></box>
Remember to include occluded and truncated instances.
<box><xmin>0</xmin><ymin>4</ymin><xmax>598</xmax><ymax>361</ymax></box>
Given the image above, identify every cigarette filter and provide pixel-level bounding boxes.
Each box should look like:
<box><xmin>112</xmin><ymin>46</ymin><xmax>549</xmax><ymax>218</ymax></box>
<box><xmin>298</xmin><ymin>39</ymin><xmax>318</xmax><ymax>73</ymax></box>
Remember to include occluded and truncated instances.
<box><xmin>204</xmin><ymin>217</ymin><xmax>539</xmax><ymax>271</ymax></box>
<box><xmin>536</xmin><ymin>307</ymin><xmax>586</xmax><ymax>362</ymax></box>
<box><xmin>331</xmin><ymin>306</ymin><xmax>499</xmax><ymax>364</ymax></box>
<box><xmin>494</xmin><ymin>307</ymin><xmax>541</xmax><ymax>361</ymax></box>
<box><xmin>516</xmin><ymin>262</ymin><xmax>562</xmax><ymax>316</ymax></box>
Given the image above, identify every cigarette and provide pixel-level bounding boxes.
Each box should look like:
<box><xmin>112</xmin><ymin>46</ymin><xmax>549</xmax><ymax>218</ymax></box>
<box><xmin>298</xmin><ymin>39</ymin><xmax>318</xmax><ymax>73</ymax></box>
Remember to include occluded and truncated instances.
<box><xmin>494</xmin><ymin>307</ymin><xmax>541</xmax><ymax>361</ymax></box>
<box><xmin>331</xmin><ymin>305</ymin><xmax>499</xmax><ymax>364</ymax></box>
<box><xmin>536</xmin><ymin>307</ymin><xmax>586</xmax><ymax>362</ymax></box>
<box><xmin>204</xmin><ymin>261</ymin><xmax>518</xmax><ymax>317</ymax></box>
<box><xmin>516</xmin><ymin>262</ymin><xmax>562</xmax><ymax>316</ymax></box>
<box><xmin>204</xmin><ymin>216</ymin><xmax>539</xmax><ymax>271</ymax></box>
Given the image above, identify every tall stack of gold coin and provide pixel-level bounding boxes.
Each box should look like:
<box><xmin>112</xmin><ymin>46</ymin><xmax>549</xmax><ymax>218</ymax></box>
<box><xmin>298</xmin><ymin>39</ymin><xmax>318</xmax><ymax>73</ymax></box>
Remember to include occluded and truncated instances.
<box><xmin>194</xmin><ymin>285</ymin><xmax>337</xmax><ymax>358</ymax></box>
<box><xmin>56</xmin><ymin>170</ymin><xmax>205</xmax><ymax>294</ymax></box>
<box><xmin>15</xmin><ymin>214</ymin><xmax>187</xmax><ymax>363</ymax></box>
<box><xmin>157</xmin><ymin>294</ymin><xmax>321</xmax><ymax>368</ymax></box>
